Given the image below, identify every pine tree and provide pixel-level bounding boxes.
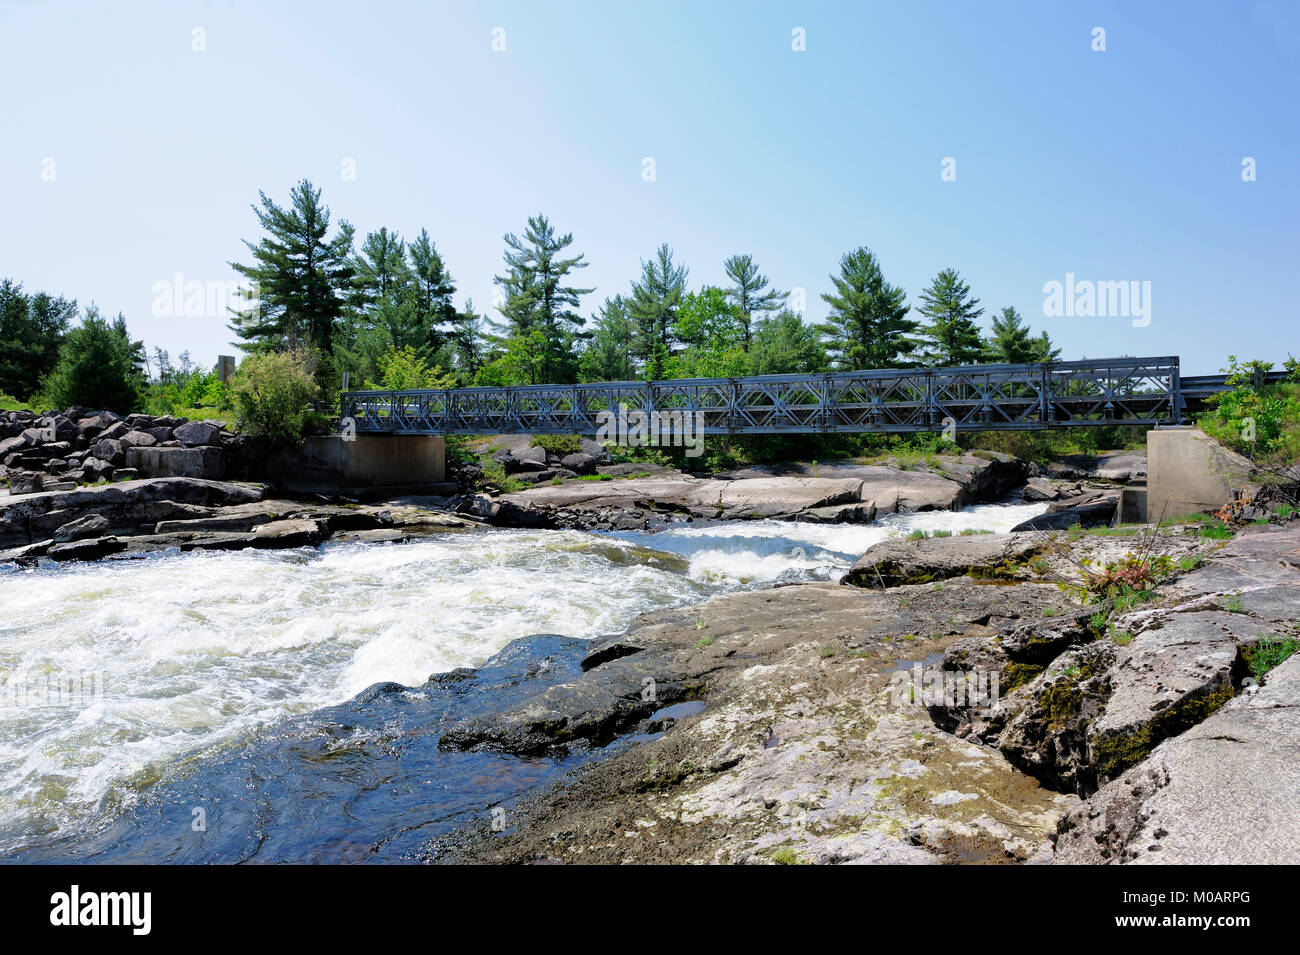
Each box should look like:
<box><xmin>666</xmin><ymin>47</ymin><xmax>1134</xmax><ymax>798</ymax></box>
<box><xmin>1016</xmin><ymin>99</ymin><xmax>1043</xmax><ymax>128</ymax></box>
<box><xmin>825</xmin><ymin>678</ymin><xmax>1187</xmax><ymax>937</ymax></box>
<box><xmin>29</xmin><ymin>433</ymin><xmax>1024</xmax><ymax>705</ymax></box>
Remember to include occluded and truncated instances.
<box><xmin>750</xmin><ymin>311</ymin><xmax>828</xmax><ymax>375</ymax></box>
<box><xmin>1030</xmin><ymin>330</ymin><xmax>1061</xmax><ymax>363</ymax></box>
<box><xmin>352</xmin><ymin>227</ymin><xmax>410</xmax><ymax>309</ymax></box>
<box><xmin>228</xmin><ymin>179</ymin><xmax>356</xmax><ymax>357</ymax></box>
<box><xmin>986</xmin><ymin>306</ymin><xmax>1036</xmax><ymax>363</ymax></box>
<box><xmin>408</xmin><ymin>228</ymin><xmax>458</xmax><ymax>353</ymax></box>
<box><xmin>111</xmin><ymin>312</ymin><xmax>148</xmax><ymax>382</ymax></box>
<box><xmin>816</xmin><ymin>247</ymin><xmax>915</xmax><ymax>369</ymax></box>
<box><xmin>42</xmin><ymin>306</ymin><xmax>144</xmax><ymax>412</ymax></box>
<box><xmin>579</xmin><ymin>295</ymin><xmax>636</xmax><ymax>382</ymax></box>
<box><xmin>447</xmin><ymin>299</ymin><xmax>488</xmax><ymax>385</ymax></box>
<box><xmin>0</xmin><ymin>280</ymin><xmax>77</xmax><ymax>400</ymax></box>
<box><xmin>914</xmin><ymin>268</ymin><xmax>985</xmax><ymax>366</ymax></box>
<box><xmin>493</xmin><ymin>214</ymin><xmax>592</xmax><ymax>383</ymax></box>
<box><xmin>723</xmin><ymin>254</ymin><xmax>787</xmax><ymax>349</ymax></box>
<box><xmin>627</xmin><ymin>244</ymin><xmax>687</xmax><ymax>369</ymax></box>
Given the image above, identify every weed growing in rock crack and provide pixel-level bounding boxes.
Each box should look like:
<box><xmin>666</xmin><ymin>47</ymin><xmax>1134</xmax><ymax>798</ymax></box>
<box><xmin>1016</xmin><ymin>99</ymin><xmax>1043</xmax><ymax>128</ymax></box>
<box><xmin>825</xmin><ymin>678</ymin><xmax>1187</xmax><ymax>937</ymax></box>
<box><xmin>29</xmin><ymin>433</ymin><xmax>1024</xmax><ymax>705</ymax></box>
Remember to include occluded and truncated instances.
<box><xmin>1111</xmin><ymin>630</ymin><xmax>1134</xmax><ymax>646</ymax></box>
<box><xmin>1029</xmin><ymin>556</ymin><xmax>1051</xmax><ymax>575</ymax></box>
<box><xmin>819</xmin><ymin>645</ymin><xmax>837</xmax><ymax>659</ymax></box>
<box><xmin>931</xmin><ymin>529</ymin><xmax>953</xmax><ymax>538</ymax></box>
<box><xmin>1199</xmin><ymin>523</ymin><xmax>1234</xmax><ymax>540</ymax></box>
<box><xmin>1243</xmin><ymin>637</ymin><xmax>1299</xmax><ymax>681</ymax></box>
<box><xmin>697</xmin><ymin>635</ymin><xmax>715</xmax><ymax>648</ymax></box>
<box><xmin>1220</xmin><ymin>593</ymin><xmax>1245</xmax><ymax>613</ymax></box>
<box><xmin>770</xmin><ymin>846</ymin><xmax>806</xmax><ymax>865</ymax></box>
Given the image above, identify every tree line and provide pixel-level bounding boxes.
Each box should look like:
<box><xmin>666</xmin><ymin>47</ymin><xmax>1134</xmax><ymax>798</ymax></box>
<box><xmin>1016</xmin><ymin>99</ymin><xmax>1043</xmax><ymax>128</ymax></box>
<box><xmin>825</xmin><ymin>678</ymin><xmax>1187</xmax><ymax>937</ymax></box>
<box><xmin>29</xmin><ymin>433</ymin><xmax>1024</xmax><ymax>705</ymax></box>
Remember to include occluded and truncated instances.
<box><xmin>1</xmin><ymin>177</ymin><xmax>1063</xmax><ymax>415</ymax></box>
<box><xmin>228</xmin><ymin>179</ymin><xmax>1061</xmax><ymax>393</ymax></box>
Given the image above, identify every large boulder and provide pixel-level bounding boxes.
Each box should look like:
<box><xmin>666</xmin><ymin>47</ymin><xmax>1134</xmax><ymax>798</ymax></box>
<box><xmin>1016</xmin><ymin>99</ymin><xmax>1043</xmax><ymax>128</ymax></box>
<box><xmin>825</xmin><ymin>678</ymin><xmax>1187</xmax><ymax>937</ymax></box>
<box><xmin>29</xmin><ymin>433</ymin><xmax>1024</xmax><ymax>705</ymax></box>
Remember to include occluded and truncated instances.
<box><xmin>125</xmin><ymin>446</ymin><xmax>225</xmax><ymax>480</ymax></box>
<box><xmin>0</xmin><ymin>435</ymin><xmax>27</xmax><ymax>457</ymax></box>
<box><xmin>51</xmin><ymin>513</ymin><xmax>111</xmax><ymax>543</ymax></box>
<box><xmin>173</xmin><ymin>420</ymin><xmax>223</xmax><ymax>447</ymax></box>
<box><xmin>252</xmin><ymin>518</ymin><xmax>329</xmax><ymax>549</ymax></box>
<box><xmin>560</xmin><ymin>452</ymin><xmax>597</xmax><ymax>475</ymax></box>
<box><xmin>119</xmin><ymin>430</ymin><xmax>157</xmax><ymax>449</ymax></box>
<box><xmin>504</xmin><ymin>446</ymin><xmax>548</xmax><ymax>473</ymax></box>
<box><xmin>842</xmin><ymin>532</ymin><xmax>1049</xmax><ymax>589</ymax></box>
<box><xmin>88</xmin><ymin>438</ymin><xmax>126</xmax><ymax>466</ymax></box>
<box><xmin>79</xmin><ymin>457</ymin><xmax>114</xmax><ymax>482</ymax></box>
<box><xmin>1054</xmin><ymin>655</ymin><xmax>1300</xmax><ymax>864</ymax></box>
<box><xmin>686</xmin><ymin>477</ymin><xmax>864</xmax><ymax>520</ymax></box>
<box><xmin>8</xmin><ymin>471</ymin><xmax>45</xmax><ymax>495</ymax></box>
<box><xmin>1011</xmin><ymin>490</ymin><xmax>1119</xmax><ymax>531</ymax></box>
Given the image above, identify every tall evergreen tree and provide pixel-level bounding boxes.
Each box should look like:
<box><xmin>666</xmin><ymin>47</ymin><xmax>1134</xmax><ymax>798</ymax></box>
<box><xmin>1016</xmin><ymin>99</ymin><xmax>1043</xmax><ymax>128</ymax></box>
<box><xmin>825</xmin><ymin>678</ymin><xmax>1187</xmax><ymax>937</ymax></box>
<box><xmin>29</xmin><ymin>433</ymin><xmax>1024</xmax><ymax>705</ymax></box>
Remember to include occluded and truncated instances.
<box><xmin>352</xmin><ymin>227</ymin><xmax>410</xmax><ymax>309</ymax></box>
<box><xmin>42</xmin><ymin>306</ymin><xmax>144</xmax><ymax>412</ymax></box>
<box><xmin>1030</xmin><ymin>330</ymin><xmax>1062</xmax><ymax>363</ymax></box>
<box><xmin>986</xmin><ymin>306</ymin><xmax>1036</xmax><ymax>363</ymax></box>
<box><xmin>111</xmin><ymin>311</ymin><xmax>148</xmax><ymax>382</ymax></box>
<box><xmin>0</xmin><ymin>280</ymin><xmax>77</xmax><ymax>400</ymax></box>
<box><xmin>408</xmin><ymin>228</ymin><xmax>458</xmax><ymax>352</ymax></box>
<box><xmin>493</xmin><ymin>214</ymin><xmax>592</xmax><ymax>383</ymax></box>
<box><xmin>750</xmin><ymin>311</ymin><xmax>829</xmax><ymax>375</ymax></box>
<box><xmin>228</xmin><ymin>179</ymin><xmax>356</xmax><ymax>358</ymax></box>
<box><xmin>816</xmin><ymin>247</ymin><xmax>915</xmax><ymax>369</ymax></box>
<box><xmin>914</xmin><ymin>268</ymin><xmax>985</xmax><ymax>366</ymax></box>
<box><xmin>579</xmin><ymin>295</ymin><xmax>637</xmax><ymax>382</ymax></box>
<box><xmin>723</xmin><ymin>254</ymin><xmax>787</xmax><ymax>349</ymax></box>
<box><xmin>447</xmin><ymin>298</ymin><xmax>488</xmax><ymax>385</ymax></box>
<box><xmin>627</xmin><ymin>244</ymin><xmax>688</xmax><ymax>368</ymax></box>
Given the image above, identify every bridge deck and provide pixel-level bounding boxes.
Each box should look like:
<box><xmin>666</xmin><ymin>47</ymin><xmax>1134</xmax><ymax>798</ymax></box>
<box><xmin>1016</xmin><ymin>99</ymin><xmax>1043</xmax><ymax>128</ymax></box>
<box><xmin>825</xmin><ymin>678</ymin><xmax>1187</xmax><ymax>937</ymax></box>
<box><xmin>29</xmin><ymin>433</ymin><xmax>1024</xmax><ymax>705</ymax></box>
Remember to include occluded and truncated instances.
<box><xmin>340</xmin><ymin>356</ymin><xmax>1187</xmax><ymax>436</ymax></box>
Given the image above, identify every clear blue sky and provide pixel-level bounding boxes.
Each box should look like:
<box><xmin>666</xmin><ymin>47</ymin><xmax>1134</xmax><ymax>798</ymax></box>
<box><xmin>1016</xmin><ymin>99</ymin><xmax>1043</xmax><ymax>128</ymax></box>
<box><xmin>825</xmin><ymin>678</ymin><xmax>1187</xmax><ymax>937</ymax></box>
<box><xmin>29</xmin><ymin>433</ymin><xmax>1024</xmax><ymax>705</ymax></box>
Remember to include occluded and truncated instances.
<box><xmin>2</xmin><ymin>0</ymin><xmax>1297</xmax><ymax>375</ymax></box>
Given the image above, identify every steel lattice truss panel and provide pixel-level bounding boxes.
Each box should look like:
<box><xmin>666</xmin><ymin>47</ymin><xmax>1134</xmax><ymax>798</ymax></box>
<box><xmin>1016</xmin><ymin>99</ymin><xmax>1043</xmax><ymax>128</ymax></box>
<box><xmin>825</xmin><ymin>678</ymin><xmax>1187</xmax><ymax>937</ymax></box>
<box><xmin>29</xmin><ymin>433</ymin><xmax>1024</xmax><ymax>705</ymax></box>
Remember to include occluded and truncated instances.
<box><xmin>339</xmin><ymin>356</ymin><xmax>1182</xmax><ymax>436</ymax></box>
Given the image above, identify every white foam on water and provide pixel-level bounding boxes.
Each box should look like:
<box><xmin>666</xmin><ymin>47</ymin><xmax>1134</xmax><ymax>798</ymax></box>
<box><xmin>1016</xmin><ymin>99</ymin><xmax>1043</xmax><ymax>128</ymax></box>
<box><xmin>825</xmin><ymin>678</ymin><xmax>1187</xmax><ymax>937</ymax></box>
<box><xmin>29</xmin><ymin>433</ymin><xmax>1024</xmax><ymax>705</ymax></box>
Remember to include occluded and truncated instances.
<box><xmin>615</xmin><ymin>499</ymin><xmax>1048</xmax><ymax>585</ymax></box>
<box><xmin>0</xmin><ymin>529</ymin><xmax>710</xmax><ymax>848</ymax></box>
<box><xmin>0</xmin><ymin>499</ymin><xmax>1046</xmax><ymax>849</ymax></box>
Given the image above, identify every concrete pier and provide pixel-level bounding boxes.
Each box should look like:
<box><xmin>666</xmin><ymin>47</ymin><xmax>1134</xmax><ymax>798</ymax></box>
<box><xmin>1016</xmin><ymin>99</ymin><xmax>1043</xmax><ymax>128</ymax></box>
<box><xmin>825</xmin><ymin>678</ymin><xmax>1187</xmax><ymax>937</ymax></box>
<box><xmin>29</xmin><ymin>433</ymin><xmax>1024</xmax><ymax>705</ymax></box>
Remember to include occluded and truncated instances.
<box><xmin>1145</xmin><ymin>426</ymin><xmax>1255</xmax><ymax>522</ymax></box>
<box><xmin>269</xmin><ymin>434</ymin><xmax>449</xmax><ymax>496</ymax></box>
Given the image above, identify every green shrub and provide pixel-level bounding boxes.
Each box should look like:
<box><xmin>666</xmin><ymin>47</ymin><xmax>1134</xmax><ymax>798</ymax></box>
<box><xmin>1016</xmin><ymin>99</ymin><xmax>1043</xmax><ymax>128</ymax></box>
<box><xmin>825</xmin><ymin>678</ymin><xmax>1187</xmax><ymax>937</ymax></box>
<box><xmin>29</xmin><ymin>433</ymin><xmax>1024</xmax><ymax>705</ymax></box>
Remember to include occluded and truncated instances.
<box><xmin>365</xmin><ymin>345</ymin><xmax>455</xmax><ymax>391</ymax></box>
<box><xmin>531</xmin><ymin>434</ymin><xmax>582</xmax><ymax>457</ymax></box>
<box><xmin>1197</xmin><ymin>356</ymin><xmax>1300</xmax><ymax>462</ymax></box>
<box><xmin>230</xmin><ymin>350</ymin><xmax>318</xmax><ymax>448</ymax></box>
<box><xmin>40</xmin><ymin>307</ymin><xmax>144</xmax><ymax>413</ymax></box>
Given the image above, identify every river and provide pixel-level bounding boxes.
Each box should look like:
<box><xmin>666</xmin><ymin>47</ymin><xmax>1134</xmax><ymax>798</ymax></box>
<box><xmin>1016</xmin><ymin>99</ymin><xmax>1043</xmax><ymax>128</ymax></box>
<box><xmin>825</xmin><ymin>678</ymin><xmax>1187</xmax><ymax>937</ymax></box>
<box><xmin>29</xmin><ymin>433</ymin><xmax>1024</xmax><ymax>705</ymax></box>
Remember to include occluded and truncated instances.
<box><xmin>0</xmin><ymin>498</ymin><xmax>1045</xmax><ymax>856</ymax></box>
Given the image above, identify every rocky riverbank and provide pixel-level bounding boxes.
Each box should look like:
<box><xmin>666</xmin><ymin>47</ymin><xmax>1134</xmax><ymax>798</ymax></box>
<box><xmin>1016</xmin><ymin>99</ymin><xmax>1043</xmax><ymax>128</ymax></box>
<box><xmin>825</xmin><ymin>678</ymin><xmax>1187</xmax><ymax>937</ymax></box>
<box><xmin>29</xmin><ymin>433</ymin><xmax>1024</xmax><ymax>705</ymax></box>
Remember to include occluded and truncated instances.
<box><xmin>0</xmin><ymin>476</ymin><xmax>480</xmax><ymax>564</ymax></box>
<box><xmin>454</xmin><ymin>449</ymin><xmax>1142</xmax><ymax>531</ymax></box>
<box><xmin>6</xmin><ymin>452</ymin><xmax>1294</xmax><ymax>864</ymax></box>
<box><xmin>2</xmin><ymin>438</ymin><xmax>1147</xmax><ymax>564</ymax></box>
<box><xmin>426</xmin><ymin>521</ymin><xmax>1298</xmax><ymax>865</ymax></box>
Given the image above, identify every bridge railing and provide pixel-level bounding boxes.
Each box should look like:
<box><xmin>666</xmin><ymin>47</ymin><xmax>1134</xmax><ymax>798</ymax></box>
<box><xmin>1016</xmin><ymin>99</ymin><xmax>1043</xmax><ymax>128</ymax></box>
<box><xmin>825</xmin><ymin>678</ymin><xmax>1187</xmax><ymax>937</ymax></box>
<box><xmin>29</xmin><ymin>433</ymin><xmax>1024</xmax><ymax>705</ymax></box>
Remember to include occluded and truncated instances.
<box><xmin>339</xmin><ymin>355</ymin><xmax>1182</xmax><ymax>436</ymax></box>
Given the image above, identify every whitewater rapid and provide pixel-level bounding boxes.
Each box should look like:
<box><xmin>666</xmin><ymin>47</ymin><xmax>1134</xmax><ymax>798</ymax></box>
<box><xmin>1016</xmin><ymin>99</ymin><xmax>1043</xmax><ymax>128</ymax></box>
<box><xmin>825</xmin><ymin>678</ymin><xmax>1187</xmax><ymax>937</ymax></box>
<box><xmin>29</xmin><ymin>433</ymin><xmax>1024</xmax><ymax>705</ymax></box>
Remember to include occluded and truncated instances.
<box><xmin>0</xmin><ymin>498</ymin><xmax>1045</xmax><ymax>850</ymax></box>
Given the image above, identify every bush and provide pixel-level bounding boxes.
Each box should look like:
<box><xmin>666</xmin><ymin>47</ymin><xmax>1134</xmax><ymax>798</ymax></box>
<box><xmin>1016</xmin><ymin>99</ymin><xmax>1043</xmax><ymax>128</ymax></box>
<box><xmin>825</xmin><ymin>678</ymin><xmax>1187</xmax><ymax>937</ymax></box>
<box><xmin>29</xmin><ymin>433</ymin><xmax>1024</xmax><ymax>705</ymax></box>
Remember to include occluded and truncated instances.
<box><xmin>144</xmin><ymin>367</ymin><xmax>231</xmax><ymax>419</ymax></box>
<box><xmin>230</xmin><ymin>350</ymin><xmax>319</xmax><ymax>448</ymax></box>
<box><xmin>1197</xmin><ymin>356</ymin><xmax>1300</xmax><ymax>463</ymax></box>
<box><xmin>40</xmin><ymin>308</ymin><xmax>144</xmax><ymax>413</ymax></box>
<box><xmin>531</xmin><ymin>434</ymin><xmax>582</xmax><ymax>456</ymax></box>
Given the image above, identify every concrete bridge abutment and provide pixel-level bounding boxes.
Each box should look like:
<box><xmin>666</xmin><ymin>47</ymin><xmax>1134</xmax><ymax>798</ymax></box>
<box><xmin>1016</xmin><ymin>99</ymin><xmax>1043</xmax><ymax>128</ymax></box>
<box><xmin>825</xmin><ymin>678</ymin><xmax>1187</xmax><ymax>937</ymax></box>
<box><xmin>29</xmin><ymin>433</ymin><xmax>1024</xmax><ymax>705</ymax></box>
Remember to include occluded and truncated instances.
<box><xmin>268</xmin><ymin>434</ymin><xmax>450</xmax><ymax>497</ymax></box>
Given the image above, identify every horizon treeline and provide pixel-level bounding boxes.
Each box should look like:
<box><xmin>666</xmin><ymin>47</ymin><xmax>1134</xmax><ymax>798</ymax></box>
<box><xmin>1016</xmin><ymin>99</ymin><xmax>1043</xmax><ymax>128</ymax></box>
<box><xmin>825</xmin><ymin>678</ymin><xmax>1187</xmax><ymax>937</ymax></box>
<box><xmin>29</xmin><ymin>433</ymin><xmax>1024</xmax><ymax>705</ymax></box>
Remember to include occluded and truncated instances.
<box><xmin>227</xmin><ymin>179</ymin><xmax>1062</xmax><ymax>393</ymax></box>
<box><xmin>2</xmin><ymin>177</ymin><xmax>1064</xmax><ymax>410</ymax></box>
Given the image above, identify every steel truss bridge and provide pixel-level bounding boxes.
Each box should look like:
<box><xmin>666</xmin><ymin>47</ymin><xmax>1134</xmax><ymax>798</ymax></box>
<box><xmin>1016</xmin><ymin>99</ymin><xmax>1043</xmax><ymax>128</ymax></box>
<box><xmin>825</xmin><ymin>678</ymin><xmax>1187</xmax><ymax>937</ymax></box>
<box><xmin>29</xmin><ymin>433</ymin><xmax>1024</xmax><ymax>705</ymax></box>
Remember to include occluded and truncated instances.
<box><xmin>339</xmin><ymin>356</ymin><xmax>1217</xmax><ymax>437</ymax></box>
